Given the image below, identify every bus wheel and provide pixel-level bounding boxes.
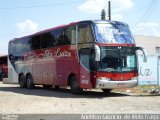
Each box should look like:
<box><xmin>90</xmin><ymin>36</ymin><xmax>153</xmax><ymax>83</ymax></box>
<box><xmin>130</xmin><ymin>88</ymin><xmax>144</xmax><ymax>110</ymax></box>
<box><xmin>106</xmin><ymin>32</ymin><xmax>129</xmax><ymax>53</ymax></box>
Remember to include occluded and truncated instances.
<box><xmin>43</xmin><ymin>85</ymin><xmax>52</xmax><ymax>89</ymax></box>
<box><xmin>55</xmin><ymin>85</ymin><xmax>59</xmax><ymax>89</ymax></box>
<box><xmin>0</xmin><ymin>73</ymin><xmax>2</xmax><ymax>81</ymax></box>
<box><xmin>102</xmin><ymin>89</ymin><xmax>112</xmax><ymax>93</ymax></box>
<box><xmin>70</xmin><ymin>76</ymin><xmax>83</xmax><ymax>94</ymax></box>
<box><xmin>19</xmin><ymin>74</ymin><xmax>26</xmax><ymax>88</ymax></box>
<box><xmin>26</xmin><ymin>75</ymin><xmax>34</xmax><ymax>89</ymax></box>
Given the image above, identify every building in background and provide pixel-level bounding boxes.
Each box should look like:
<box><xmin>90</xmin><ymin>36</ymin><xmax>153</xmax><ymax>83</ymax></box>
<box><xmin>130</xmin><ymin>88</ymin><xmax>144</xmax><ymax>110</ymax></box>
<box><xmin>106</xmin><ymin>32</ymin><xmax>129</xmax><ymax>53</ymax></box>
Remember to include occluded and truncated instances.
<box><xmin>134</xmin><ymin>35</ymin><xmax>160</xmax><ymax>55</ymax></box>
<box><xmin>134</xmin><ymin>35</ymin><xmax>160</xmax><ymax>85</ymax></box>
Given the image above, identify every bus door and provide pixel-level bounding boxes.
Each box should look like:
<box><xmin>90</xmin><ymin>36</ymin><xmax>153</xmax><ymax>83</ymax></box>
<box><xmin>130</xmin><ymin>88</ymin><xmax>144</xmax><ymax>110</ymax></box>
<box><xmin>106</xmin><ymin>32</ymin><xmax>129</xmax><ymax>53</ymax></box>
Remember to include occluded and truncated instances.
<box><xmin>77</xmin><ymin>23</ymin><xmax>94</xmax><ymax>88</ymax></box>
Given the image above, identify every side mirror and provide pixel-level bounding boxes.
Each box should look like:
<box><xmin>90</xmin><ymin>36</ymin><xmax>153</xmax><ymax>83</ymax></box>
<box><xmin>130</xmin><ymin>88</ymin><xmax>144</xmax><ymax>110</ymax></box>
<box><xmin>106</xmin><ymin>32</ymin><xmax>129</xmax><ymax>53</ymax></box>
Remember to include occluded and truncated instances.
<box><xmin>94</xmin><ymin>44</ymin><xmax>100</xmax><ymax>61</ymax></box>
<box><xmin>136</xmin><ymin>47</ymin><xmax>147</xmax><ymax>62</ymax></box>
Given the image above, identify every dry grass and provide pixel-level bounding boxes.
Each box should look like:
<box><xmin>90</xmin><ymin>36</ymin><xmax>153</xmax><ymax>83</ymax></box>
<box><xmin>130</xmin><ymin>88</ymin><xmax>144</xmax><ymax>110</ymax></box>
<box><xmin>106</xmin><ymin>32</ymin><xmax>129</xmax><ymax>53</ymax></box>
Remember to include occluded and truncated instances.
<box><xmin>113</xmin><ymin>85</ymin><xmax>160</xmax><ymax>95</ymax></box>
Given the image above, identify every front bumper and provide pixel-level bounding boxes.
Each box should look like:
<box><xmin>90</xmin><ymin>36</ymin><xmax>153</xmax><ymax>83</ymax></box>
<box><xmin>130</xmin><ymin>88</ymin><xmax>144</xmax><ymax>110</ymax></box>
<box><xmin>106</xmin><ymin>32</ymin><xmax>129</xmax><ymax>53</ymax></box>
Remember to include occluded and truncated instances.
<box><xmin>96</xmin><ymin>79</ymin><xmax>138</xmax><ymax>89</ymax></box>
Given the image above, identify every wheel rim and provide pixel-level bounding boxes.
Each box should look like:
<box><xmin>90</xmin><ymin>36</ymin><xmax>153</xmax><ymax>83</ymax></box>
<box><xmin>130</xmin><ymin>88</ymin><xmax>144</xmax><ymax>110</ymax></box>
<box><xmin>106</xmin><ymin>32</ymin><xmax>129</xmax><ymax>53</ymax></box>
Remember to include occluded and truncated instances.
<box><xmin>71</xmin><ymin>79</ymin><xmax>77</xmax><ymax>90</ymax></box>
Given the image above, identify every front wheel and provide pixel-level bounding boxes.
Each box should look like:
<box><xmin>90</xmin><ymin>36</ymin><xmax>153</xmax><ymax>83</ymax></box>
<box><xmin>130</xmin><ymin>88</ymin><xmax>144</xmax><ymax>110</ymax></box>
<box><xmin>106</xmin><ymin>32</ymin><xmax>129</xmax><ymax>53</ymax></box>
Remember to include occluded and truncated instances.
<box><xmin>26</xmin><ymin>75</ymin><xmax>34</xmax><ymax>89</ymax></box>
<box><xmin>70</xmin><ymin>76</ymin><xmax>83</xmax><ymax>94</ymax></box>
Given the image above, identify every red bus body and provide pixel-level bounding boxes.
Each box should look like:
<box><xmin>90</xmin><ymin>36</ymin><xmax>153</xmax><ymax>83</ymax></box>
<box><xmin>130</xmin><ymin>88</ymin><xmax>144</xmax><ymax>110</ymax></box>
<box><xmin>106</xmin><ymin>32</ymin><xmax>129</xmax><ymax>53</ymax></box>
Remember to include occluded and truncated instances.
<box><xmin>8</xmin><ymin>20</ymin><xmax>146</xmax><ymax>94</ymax></box>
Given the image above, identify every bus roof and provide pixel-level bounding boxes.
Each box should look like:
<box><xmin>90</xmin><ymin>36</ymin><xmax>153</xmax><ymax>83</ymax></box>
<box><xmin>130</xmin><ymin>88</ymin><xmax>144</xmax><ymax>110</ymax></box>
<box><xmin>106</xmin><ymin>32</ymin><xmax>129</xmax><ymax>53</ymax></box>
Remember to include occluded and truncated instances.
<box><xmin>10</xmin><ymin>20</ymin><xmax>128</xmax><ymax>42</ymax></box>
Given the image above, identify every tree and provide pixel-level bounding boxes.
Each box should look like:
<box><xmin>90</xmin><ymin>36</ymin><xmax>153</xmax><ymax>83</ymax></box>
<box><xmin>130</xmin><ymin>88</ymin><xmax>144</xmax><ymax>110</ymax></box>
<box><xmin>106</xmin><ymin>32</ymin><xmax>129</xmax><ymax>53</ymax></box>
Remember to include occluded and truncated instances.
<box><xmin>101</xmin><ymin>9</ymin><xmax>106</xmax><ymax>20</ymax></box>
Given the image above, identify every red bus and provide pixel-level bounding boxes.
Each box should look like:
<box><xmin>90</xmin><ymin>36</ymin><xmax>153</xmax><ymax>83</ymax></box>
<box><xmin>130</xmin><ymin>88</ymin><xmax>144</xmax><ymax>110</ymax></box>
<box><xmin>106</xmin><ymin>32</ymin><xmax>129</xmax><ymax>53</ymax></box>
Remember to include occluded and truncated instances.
<box><xmin>0</xmin><ymin>55</ymin><xmax>8</xmax><ymax>81</ymax></box>
<box><xmin>8</xmin><ymin>20</ymin><xmax>147</xmax><ymax>94</ymax></box>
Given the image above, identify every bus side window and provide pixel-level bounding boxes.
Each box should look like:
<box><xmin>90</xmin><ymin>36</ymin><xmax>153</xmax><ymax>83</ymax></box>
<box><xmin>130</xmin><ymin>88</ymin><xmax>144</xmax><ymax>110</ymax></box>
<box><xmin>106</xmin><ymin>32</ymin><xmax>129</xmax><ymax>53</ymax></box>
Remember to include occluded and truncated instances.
<box><xmin>78</xmin><ymin>23</ymin><xmax>94</xmax><ymax>49</ymax></box>
<box><xmin>9</xmin><ymin>41</ymin><xmax>16</xmax><ymax>61</ymax></box>
<box><xmin>79</xmin><ymin>48</ymin><xmax>91</xmax><ymax>70</ymax></box>
<box><xmin>51</xmin><ymin>29</ymin><xmax>63</xmax><ymax>46</ymax></box>
<box><xmin>66</xmin><ymin>26</ymin><xmax>76</xmax><ymax>45</ymax></box>
<box><xmin>52</xmin><ymin>28</ymin><xmax>70</xmax><ymax>46</ymax></box>
<box><xmin>15</xmin><ymin>40</ymin><xmax>21</xmax><ymax>54</ymax></box>
<box><xmin>63</xmin><ymin>28</ymin><xmax>70</xmax><ymax>45</ymax></box>
<box><xmin>40</xmin><ymin>33</ymin><xmax>53</xmax><ymax>49</ymax></box>
<box><xmin>9</xmin><ymin>41</ymin><xmax>16</xmax><ymax>55</ymax></box>
<box><xmin>23</xmin><ymin>37</ymin><xmax>31</xmax><ymax>52</ymax></box>
<box><xmin>15</xmin><ymin>39</ymin><xmax>29</xmax><ymax>54</ymax></box>
<box><xmin>29</xmin><ymin>35</ymin><xmax>41</xmax><ymax>50</ymax></box>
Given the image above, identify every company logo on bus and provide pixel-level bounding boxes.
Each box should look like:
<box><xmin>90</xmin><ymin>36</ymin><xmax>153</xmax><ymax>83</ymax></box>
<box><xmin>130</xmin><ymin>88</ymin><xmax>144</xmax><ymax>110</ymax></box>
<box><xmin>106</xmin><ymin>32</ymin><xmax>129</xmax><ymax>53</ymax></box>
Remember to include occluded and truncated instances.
<box><xmin>81</xmin><ymin>79</ymin><xmax>89</xmax><ymax>85</ymax></box>
<box><xmin>24</xmin><ymin>48</ymin><xmax>71</xmax><ymax>61</ymax></box>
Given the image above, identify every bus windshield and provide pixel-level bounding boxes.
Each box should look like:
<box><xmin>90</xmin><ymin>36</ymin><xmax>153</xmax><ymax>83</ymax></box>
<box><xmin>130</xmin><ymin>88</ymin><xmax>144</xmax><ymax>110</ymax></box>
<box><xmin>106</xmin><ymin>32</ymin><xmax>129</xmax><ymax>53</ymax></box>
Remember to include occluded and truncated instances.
<box><xmin>94</xmin><ymin>23</ymin><xmax>135</xmax><ymax>44</ymax></box>
<box><xmin>97</xmin><ymin>46</ymin><xmax>137</xmax><ymax>72</ymax></box>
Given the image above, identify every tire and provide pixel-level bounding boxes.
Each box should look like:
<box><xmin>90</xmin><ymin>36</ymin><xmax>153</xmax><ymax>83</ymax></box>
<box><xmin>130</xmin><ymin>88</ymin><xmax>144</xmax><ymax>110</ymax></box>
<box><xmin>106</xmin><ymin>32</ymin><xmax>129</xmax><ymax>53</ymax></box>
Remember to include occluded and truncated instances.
<box><xmin>0</xmin><ymin>73</ymin><xmax>2</xmax><ymax>81</ymax></box>
<box><xmin>102</xmin><ymin>89</ymin><xmax>112</xmax><ymax>93</ymax></box>
<box><xmin>43</xmin><ymin>85</ymin><xmax>52</xmax><ymax>89</ymax></box>
<box><xmin>70</xmin><ymin>75</ymin><xmax>83</xmax><ymax>94</ymax></box>
<box><xmin>19</xmin><ymin>74</ymin><xmax>26</xmax><ymax>88</ymax></box>
<box><xmin>0</xmin><ymin>72</ymin><xmax>4</xmax><ymax>81</ymax></box>
<box><xmin>55</xmin><ymin>85</ymin><xmax>60</xmax><ymax>89</ymax></box>
<box><xmin>26</xmin><ymin>75</ymin><xmax>34</xmax><ymax>89</ymax></box>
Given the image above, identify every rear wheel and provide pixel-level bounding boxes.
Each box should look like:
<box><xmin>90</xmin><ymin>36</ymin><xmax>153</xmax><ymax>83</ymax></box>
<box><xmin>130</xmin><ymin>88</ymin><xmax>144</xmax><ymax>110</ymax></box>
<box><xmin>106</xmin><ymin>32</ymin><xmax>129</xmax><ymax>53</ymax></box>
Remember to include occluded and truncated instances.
<box><xmin>0</xmin><ymin>73</ymin><xmax>2</xmax><ymax>81</ymax></box>
<box><xmin>102</xmin><ymin>89</ymin><xmax>112</xmax><ymax>93</ymax></box>
<box><xmin>19</xmin><ymin>74</ymin><xmax>26</xmax><ymax>88</ymax></box>
<box><xmin>70</xmin><ymin>75</ymin><xmax>83</xmax><ymax>94</ymax></box>
<box><xmin>55</xmin><ymin>85</ymin><xmax>60</xmax><ymax>89</ymax></box>
<box><xmin>26</xmin><ymin>75</ymin><xmax>34</xmax><ymax>89</ymax></box>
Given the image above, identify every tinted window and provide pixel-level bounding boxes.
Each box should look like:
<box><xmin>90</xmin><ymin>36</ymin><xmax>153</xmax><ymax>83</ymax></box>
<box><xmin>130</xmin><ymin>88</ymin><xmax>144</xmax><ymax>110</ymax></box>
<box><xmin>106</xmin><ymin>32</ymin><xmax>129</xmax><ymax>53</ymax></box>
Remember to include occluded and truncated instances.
<box><xmin>51</xmin><ymin>29</ymin><xmax>63</xmax><ymax>46</ymax></box>
<box><xmin>15</xmin><ymin>40</ymin><xmax>23</xmax><ymax>53</ymax></box>
<box><xmin>78</xmin><ymin>23</ymin><xmax>94</xmax><ymax>44</ymax></box>
<box><xmin>41</xmin><ymin>33</ymin><xmax>54</xmax><ymax>49</ymax></box>
<box><xmin>23</xmin><ymin>37</ymin><xmax>31</xmax><ymax>52</ymax></box>
<box><xmin>51</xmin><ymin>28</ymin><xmax>70</xmax><ymax>46</ymax></box>
<box><xmin>63</xmin><ymin>29</ymin><xmax>70</xmax><ymax>45</ymax></box>
<box><xmin>16</xmin><ymin>39</ymin><xmax>30</xmax><ymax>54</ymax></box>
<box><xmin>29</xmin><ymin>35</ymin><xmax>40</xmax><ymax>50</ymax></box>
<box><xmin>77</xmin><ymin>23</ymin><xmax>94</xmax><ymax>50</ymax></box>
<box><xmin>66</xmin><ymin>26</ymin><xmax>76</xmax><ymax>45</ymax></box>
<box><xmin>11</xmin><ymin>37</ymin><xmax>31</xmax><ymax>54</ymax></box>
<box><xmin>9</xmin><ymin>41</ymin><xmax>16</xmax><ymax>54</ymax></box>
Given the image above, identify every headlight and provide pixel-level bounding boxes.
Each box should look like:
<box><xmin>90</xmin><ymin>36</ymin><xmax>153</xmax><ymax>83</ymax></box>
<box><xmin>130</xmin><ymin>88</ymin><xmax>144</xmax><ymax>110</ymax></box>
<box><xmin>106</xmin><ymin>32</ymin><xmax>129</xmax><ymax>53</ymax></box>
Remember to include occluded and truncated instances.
<box><xmin>96</xmin><ymin>77</ymin><xmax>110</xmax><ymax>81</ymax></box>
<box><xmin>131</xmin><ymin>77</ymin><xmax>138</xmax><ymax>80</ymax></box>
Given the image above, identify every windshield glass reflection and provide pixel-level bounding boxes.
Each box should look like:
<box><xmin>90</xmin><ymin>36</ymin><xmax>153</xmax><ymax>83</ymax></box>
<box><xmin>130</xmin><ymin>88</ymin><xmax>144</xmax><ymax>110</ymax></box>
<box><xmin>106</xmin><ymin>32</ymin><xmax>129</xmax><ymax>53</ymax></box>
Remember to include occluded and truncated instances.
<box><xmin>95</xmin><ymin>23</ymin><xmax>135</xmax><ymax>44</ymax></box>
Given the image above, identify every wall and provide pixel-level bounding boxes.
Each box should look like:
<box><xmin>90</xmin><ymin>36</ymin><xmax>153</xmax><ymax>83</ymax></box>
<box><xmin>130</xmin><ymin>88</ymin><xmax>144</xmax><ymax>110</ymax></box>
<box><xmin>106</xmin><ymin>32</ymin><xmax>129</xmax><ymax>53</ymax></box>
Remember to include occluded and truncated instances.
<box><xmin>134</xmin><ymin>36</ymin><xmax>160</xmax><ymax>55</ymax></box>
<box><xmin>158</xmin><ymin>56</ymin><xmax>160</xmax><ymax>85</ymax></box>
<box><xmin>138</xmin><ymin>55</ymin><xmax>160</xmax><ymax>85</ymax></box>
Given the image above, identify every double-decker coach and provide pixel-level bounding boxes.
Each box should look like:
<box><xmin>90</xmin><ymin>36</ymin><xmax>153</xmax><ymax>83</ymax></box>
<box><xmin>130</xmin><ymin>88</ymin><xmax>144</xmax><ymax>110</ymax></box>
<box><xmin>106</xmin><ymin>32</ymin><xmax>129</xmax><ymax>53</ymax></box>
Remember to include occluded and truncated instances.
<box><xmin>8</xmin><ymin>20</ymin><xmax>147</xmax><ymax>94</ymax></box>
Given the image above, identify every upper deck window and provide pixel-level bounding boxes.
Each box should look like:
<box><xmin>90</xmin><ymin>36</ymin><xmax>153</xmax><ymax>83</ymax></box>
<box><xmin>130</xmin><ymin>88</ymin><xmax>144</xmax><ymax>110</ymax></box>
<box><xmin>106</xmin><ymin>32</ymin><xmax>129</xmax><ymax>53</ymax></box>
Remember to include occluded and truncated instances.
<box><xmin>94</xmin><ymin>23</ymin><xmax>135</xmax><ymax>44</ymax></box>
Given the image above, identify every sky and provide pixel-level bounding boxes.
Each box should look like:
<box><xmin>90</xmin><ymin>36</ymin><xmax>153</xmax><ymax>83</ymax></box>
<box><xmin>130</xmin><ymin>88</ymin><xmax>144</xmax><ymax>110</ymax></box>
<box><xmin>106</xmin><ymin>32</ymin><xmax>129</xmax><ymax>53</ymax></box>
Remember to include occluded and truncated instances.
<box><xmin>0</xmin><ymin>0</ymin><xmax>160</xmax><ymax>55</ymax></box>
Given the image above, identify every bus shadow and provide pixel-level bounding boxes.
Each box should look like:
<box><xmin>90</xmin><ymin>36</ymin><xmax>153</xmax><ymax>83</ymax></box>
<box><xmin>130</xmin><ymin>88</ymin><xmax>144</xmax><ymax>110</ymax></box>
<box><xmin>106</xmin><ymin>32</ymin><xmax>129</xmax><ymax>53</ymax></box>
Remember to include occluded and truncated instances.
<box><xmin>0</xmin><ymin>84</ymin><xmax>131</xmax><ymax>98</ymax></box>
